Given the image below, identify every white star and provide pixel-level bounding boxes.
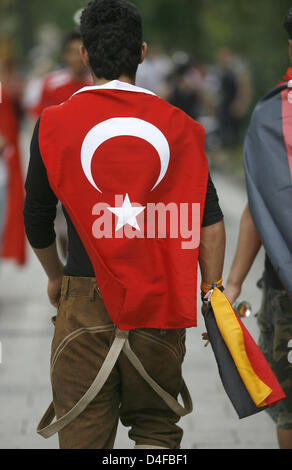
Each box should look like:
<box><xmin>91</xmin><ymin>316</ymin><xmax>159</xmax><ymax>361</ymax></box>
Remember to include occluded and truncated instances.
<box><xmin>108</xmin><ymin>194</ymin><xmax>146</xmax><ymax>232</ymax></box>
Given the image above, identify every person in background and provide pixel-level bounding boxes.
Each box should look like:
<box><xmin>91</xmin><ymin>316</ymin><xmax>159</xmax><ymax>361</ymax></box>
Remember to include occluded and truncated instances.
<box><xmin>165</xmin><ymin>56</ymin><xmax>203</xmax><ymax>121</ymax></box>
<box><xmin>135</xmin><ymin>44</ymin><xmax>173</xmax><ymax>97</ymax></box>
<box><xmin>216</xmin><ymin>48</ymin><xmax>251</xmax><ymax>149</ymax></box>
<box><xmin>28</xmin><ymin>32</ymin><xmax>93</xmax><ymax>259</ymax></box>
<box><xmin>29</xmin><ymin>32</ymin><xmax>93</xmax><ymax>119</ymax></box>
<box><xmin>0</xmin><ymin>132</ymin><xmax>7</xmax><ymax>251</ymax></box>
<box><xmin>0</xmin><ymin>87</ymin><xmax>26</xmax><ymax>268</ymax></box>
<box><xmin>224</xmin><ymin>9</ymin><xmax>292</xmax><ymax>449</ymax></box>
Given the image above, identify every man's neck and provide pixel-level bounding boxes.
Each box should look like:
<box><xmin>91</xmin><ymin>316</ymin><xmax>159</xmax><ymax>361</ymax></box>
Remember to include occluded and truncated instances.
<box><xmin>92</xmin><ymin>74</ymin><xmax>136</xmax><ymax>86</ymax></box>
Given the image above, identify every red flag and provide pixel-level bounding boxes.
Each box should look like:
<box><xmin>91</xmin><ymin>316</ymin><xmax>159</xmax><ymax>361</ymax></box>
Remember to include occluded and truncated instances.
<box><xmin>39</xmin><ymin>81</ymin><xmax>209</xmax><ymax>329</ymax></box>
<box><xmin>278</xmin><ymin>66</ymin><xmax>292</xmax><ymax>85</ymax></box>
<box><xmin>0</xmin><ymin>87</ymin><xmax>26</xmax><ymax>265</ymax></box>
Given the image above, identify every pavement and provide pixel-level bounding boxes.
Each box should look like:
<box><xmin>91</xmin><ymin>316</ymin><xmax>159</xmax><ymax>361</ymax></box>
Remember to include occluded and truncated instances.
<box><xmin>0</xmin><ymin>141</ymin><xmax>279</xmax><ymax>448</ymax></box>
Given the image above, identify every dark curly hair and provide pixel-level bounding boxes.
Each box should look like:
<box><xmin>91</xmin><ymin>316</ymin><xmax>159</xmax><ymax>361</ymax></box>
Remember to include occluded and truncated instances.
<box><xmin>80</xmin><ymin>0</ymin><xmax>143</xmax><ymax>80</ymax></box>
<box><xmin>284</xmin><ymin>7</ymin><xmax>292</xmax><ymax>39</ymax></box>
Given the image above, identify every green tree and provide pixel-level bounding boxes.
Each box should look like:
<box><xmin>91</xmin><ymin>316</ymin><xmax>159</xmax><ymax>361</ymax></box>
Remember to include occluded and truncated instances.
<box><xmin>2</xmin><ymin>0</ymin><xmax>292</xmax><ymax>102</ymax></box>
<box><xmin>199</xmin><ymin>0</ymin><xmax>292</xmax><ymax>97</ymax></box>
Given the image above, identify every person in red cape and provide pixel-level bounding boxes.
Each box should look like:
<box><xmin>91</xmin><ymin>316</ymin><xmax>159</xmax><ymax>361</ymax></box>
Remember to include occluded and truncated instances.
<box><xmin>0</xmin><ymin>86</ymin><xmax>26</xmax><ymax>266</ymax></box>
<box><xmin>27</xmin><ymin>32</ymin><xmax>93</xmax><ymax>259</ymax></box>
<box><xmin>23</xmin><ymin>0</ymin><xmax>226</xmax><ymax>449</ymax></box>
<box><xmin>0</xmin><ymin>129</ymin><xmax>7</xmax><ymax>248</ymax></box>
<box><xmin>225</xmin><ymin>8</ymin><xmax>292</xmax><ymax>449</ymax></box>
<box><xmin>29</xmin><ymin>32</ymin><xmax>93</xmax><ymax>120</ymax></box>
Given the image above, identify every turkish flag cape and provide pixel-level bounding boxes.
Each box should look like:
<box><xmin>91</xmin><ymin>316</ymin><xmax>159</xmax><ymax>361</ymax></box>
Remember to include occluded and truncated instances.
<box><xmin>39</xmin><ymin>80</ymin><xmax>209</xmax><ymax>330</ymax></box>
<box><xmin>0</xmin><ymin>88</ymin><xmax>26</xmax><ymax>265</ymax></box>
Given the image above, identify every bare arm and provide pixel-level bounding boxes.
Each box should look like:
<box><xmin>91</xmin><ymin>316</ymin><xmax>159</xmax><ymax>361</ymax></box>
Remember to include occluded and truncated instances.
<box><xmin>224</xmin><ymin>204</ymin><xmax>262</xmax><ymax>304</ymax></box>
<box><xmin>33</xmin><ymin>241</ymin><xmax>64</xmax><ymax>308</ymax></box>
<box><xmin>24</xmin><ymin>118</ymin><xmax>63</xmax><ymax>308</ymax></box>
<box><xmin>199</xmin><ymin>219</ymin><xmax>226</xmax><ymax>285</ymax></box>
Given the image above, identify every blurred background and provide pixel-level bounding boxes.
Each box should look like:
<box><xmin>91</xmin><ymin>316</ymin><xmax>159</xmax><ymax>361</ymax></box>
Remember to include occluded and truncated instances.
<box><xmin>0</xmin><ymin>0</ymin><xmax>291</xmax><ymax>449</ymax></box>
<box><xmin>1</xmin><ymin>0</ymin><xmax>292</xmax><ymax>167</ymax></box>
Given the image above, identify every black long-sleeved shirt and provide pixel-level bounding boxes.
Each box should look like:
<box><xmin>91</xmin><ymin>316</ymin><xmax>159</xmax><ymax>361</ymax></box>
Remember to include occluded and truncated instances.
<box><xmin>24</xmin><ymin>118</ymin><xmax>224</xmax><ymax>277</ymax></box>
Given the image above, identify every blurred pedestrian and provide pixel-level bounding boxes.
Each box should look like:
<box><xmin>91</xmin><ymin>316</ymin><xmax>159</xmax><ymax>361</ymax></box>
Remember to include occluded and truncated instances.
<box><xmin>27</xmin><ymin>32</ymin><xmax>93</xmax><ymax>259</ymax></box>
<box><xmin>135</xmin><ymin>44</ymin><xmax>172</xmax><ymax>96</ymax></box>
<box><xmin>0</xmin><ymin>132</ymin><xmax>7</xmax><ymax>250</ymax></box>
<box><xmin>216</xmin><ymin>48</ymin><xmax>251</xmax><ymax>148</ymax></box>
<box><xmin>29</xmin><ymin>32</ymin><xmax>92</xmax><ymax>119</ymax></box>
<box><xmin>224</xmin><ymin>9</ymin><xmax>292</xmax><ymax>449</ymax></box>
<box><xmin>0</xmin><ymin>86</ymin><xmax>26</xmax><ymax>266</ymax></box>
<box><xmin>166</xmin><ymin>55</ymin><xmax>203</xmax><ymax>120</ymax></box>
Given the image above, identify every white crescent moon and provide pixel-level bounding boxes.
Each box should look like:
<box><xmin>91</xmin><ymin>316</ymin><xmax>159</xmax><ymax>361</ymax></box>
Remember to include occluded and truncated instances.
<box><xmin>81</xmin><ymin>117</ymin><xmax>170</xmax><ymax>192</ymax></box>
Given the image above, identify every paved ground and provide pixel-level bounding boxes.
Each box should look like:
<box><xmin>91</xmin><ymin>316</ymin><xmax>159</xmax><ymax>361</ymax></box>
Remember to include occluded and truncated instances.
<box><xmin>0</xmin><ymin>140</ymin><xmax>279</xmax><ymax>449</ymax></box>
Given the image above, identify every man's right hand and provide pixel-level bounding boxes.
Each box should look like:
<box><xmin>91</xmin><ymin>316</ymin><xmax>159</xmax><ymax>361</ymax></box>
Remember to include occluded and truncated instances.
<box><xmin>33</xmin><ymin>242</ymin><xmax>64</xmax><ymax>308</ymax></box>
<box><xmin>48</xmin><ymin>276</ymin><xmax>63</xmax><ymax>308</ymax></box>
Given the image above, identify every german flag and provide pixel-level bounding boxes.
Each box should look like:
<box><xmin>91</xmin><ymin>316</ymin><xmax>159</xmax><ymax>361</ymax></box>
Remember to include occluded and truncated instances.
<box><xmin>203</xmin><ymin>288</ymin><xmax>286</xmax><ymax>418</ymax></box>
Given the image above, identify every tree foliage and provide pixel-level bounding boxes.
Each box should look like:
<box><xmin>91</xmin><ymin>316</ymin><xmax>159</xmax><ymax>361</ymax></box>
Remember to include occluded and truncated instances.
<box><xmin>1</xmin><ymin>0</ymin><xmax>292</xmax><ymax>100</ymax></box>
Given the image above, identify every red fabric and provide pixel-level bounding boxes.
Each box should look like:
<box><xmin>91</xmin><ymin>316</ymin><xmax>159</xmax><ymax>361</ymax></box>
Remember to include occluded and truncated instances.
<box><xmin>31</xmin><ymin>69</ymin><xmax>93</xmax><ymax>118</ymax></box>
<box><xmin>235</xmin><ymin>309</ymin><xmax>286</xmax><ymax>407</ymax></box>
<box><xmin>0</xmin><ymin>88</ymin><xmax>26</xmax><ymax>265</ymax></box>
<box><xmin>278</xmin><ymin>67</ymin><xmax>292</xmax><ymax>85</ymax></box>
<box><xmin>39</xmin><ymin>86</ymin><xmax>209</xmax><ymax>329</ymax></box>
<box><xmin>281</xmin><ymin>87</ymin><xmax>292</xmax><ymax>181</ymax></box>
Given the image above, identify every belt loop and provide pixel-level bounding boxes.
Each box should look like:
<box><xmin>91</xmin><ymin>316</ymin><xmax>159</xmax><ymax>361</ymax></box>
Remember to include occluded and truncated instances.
<box><xmin>64</xmin><ymin>277</ymin><xmax>70</xmax><ymax>300</ymax></box>
<box><xmin>89</xmin><ymin>279</ymin><xmax>96</xmax><ymax>301</ymax></box>
<box><xmin>94</xmin><ymin>283</ymin><xmax>101</xmax><ymax>299</ymax></box>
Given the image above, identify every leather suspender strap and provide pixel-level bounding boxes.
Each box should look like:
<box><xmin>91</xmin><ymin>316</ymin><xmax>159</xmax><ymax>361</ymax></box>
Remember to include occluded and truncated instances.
<box><xmin>37</xmin><ymin>328</ymin><xmax>128</xmax><ymax>438</ymax></box>
<box><xmin>37</xmin><ymin>328</ymin><xmax>193</xmax><ymax>438</ymax></box>
<box><xmin>123</xmin><ymin>339</ymin><xmax>193</xmax><ymax>417</ymax></box>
